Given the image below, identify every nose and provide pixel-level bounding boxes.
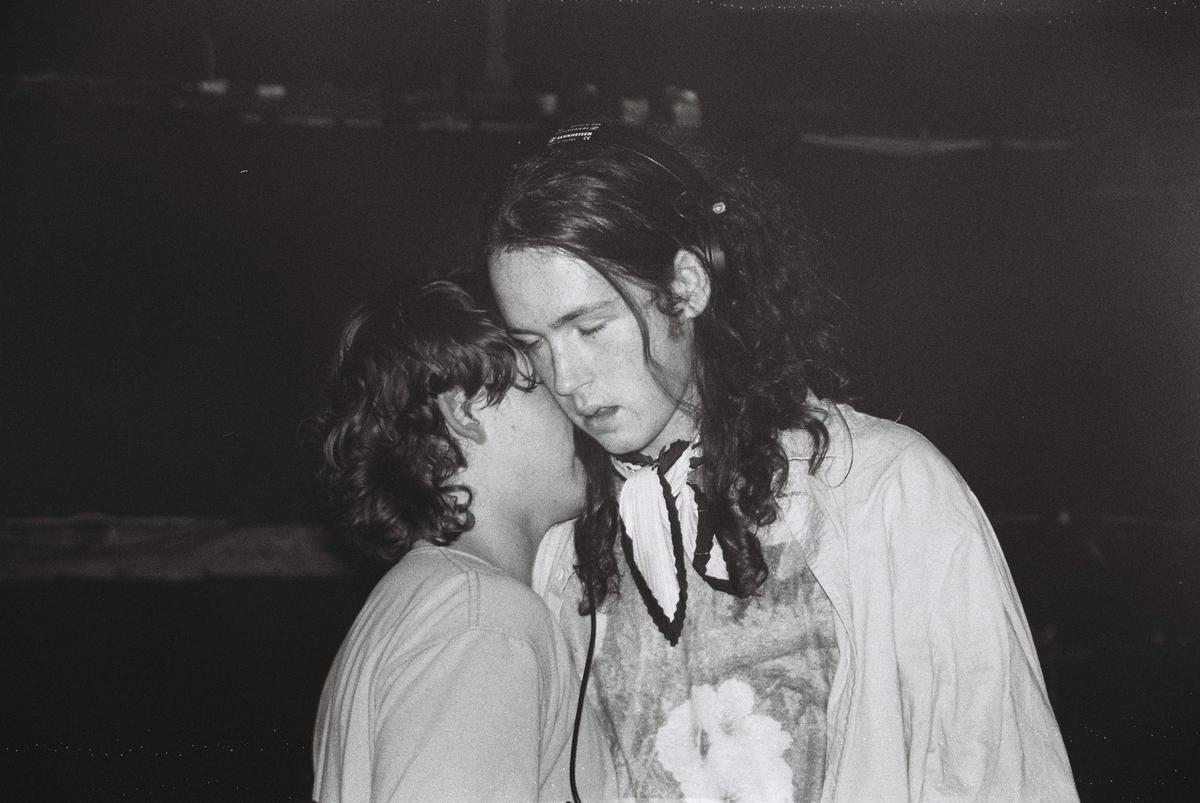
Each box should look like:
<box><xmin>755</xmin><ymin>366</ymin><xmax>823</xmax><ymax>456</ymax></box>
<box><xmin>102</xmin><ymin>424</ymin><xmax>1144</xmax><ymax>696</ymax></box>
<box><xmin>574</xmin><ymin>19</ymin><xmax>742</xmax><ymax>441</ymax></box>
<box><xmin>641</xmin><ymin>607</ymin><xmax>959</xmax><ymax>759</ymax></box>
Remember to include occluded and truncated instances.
<box><xmin>548</xmin><ymin>340</ymin><xmax>593</xmax><ymax>398</ymax></box>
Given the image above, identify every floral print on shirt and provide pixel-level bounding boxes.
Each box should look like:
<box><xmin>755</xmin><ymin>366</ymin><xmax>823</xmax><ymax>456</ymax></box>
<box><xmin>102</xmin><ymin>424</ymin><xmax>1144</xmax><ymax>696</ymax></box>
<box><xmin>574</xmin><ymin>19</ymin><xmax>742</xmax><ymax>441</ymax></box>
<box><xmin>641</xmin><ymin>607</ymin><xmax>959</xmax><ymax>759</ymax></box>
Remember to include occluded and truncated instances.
<box><xmin>655</xmin><ymin>678</ymin><xmax>794</xmax><ymax>802</ymax></box>
<box><xmin>577</xmin><ymin>536</ymin><xmax>838</xmax><ymax>802</ymax></box>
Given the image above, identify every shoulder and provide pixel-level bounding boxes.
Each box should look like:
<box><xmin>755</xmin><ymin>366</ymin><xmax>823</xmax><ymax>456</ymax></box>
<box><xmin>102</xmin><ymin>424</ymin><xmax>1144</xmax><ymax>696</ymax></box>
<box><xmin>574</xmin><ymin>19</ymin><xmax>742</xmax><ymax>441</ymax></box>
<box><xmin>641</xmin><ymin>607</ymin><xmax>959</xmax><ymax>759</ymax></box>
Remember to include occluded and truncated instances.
<box><xmin>782</xmin><ymin>402</ymin><xmax>960</xmax><ymax>496</ymax></box>
<box><xmin>475</xmin><ymin>567</ymin><xmax>561</xmax><ymax>640</ymax></box>
<box><xmin>456</xmin><ymin>560</ymin><xmax>569</xmax><ymax>695</ymax></box>
<box><xmin>408</xmin><ymin>549</ymin><xmax>563</xmax><ymax>659</ymax></box>
<box><xmin>367</xmin><ymin>546</ymin><xmax>557</xmax><ymax>648</ymax></box>
<box><xmin>778</xmin><ymin>403</ymin><xmax>994</xmax><ymax>576</ymax></box>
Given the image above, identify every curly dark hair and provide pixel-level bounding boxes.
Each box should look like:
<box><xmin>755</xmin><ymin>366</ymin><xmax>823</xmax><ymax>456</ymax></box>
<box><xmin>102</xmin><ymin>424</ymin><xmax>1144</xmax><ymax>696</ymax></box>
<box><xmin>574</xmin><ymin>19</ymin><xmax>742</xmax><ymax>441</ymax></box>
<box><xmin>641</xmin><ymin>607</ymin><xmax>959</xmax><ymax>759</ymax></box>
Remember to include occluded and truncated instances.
<box><xmin>486</xmin><ymin>122</ymin><xmax>848</xmax><ymax>610</ymax></box>
<box><xmin>315</xmin><ymin>280</ymin><xmax>530</xmax><ymax>562</ymax></box>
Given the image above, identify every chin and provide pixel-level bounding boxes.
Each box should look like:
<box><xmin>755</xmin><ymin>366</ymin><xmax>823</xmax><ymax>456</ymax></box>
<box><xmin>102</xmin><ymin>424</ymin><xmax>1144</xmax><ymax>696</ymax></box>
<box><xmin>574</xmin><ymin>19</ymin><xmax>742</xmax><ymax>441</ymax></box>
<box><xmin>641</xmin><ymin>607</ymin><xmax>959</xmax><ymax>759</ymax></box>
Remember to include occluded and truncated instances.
<box><xmin>592</xmin><ymin>431</ymin><xmax>654</xmax><ymax>458</ymax></box>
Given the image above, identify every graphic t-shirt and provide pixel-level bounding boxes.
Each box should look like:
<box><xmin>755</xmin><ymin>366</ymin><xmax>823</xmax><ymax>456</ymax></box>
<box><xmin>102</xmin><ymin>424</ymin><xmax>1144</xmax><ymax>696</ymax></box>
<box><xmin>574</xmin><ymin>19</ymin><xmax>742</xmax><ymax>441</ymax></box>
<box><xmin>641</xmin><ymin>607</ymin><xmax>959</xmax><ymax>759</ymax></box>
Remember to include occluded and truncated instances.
<box><xmin>560</xmin><ymin>531</ymin><xmax>838</xmax><ymax>802</ymax></box>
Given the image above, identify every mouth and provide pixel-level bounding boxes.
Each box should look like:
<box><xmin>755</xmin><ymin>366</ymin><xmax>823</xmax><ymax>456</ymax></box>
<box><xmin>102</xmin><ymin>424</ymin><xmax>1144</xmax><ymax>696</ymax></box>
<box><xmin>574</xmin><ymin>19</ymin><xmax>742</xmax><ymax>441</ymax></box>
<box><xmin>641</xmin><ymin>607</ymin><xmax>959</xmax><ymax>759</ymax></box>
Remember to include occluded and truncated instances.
<box><xmin>577</xmin><ymin>406</ymin><xmax>619</xmax><ymax>429</ymax></box>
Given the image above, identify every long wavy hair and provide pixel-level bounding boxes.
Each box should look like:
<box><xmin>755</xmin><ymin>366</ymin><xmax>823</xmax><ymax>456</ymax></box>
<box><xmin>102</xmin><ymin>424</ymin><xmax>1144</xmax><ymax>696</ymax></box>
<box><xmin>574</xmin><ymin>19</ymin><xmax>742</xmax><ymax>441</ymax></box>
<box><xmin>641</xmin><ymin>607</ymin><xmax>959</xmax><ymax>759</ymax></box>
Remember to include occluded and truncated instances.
<box><xmin>314</xmin><ymin>280</ymin><xmax>529</xmax><ymax>562</ymax></box>
<box><xmin>486</xmin><ymin>122</ymin><xmax>848</xmax><ymax>610</ymax></box>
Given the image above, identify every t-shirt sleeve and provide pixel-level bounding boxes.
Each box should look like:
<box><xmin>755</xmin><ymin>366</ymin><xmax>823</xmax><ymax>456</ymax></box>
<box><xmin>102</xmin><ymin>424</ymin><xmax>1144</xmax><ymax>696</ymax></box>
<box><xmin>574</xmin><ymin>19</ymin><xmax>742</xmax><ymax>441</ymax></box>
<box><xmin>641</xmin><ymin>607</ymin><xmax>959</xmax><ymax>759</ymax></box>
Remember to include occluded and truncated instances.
<box><xmin>371</xmin><ymin>629</ymin><xmax>546</xmax><ymax>802</ymax></box>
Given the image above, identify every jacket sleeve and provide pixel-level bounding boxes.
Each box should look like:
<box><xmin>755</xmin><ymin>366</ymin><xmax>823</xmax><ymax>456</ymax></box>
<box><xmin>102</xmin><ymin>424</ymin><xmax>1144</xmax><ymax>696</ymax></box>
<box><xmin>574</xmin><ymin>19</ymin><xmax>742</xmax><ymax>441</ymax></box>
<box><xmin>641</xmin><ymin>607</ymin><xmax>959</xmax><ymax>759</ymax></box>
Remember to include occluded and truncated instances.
<box><xmin>881</xmin><ymin>439</ymin><xmax>1078</xmax><ymax>802</ymax></box>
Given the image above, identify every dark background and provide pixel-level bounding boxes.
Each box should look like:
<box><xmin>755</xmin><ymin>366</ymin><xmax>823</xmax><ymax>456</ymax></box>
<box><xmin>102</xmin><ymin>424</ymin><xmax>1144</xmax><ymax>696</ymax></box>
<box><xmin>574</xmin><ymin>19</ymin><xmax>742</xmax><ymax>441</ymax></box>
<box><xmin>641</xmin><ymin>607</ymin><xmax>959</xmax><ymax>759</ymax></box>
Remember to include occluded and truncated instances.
<box><xmin>2</xmin><ymin>1</ymin><xmax>1199</xmax><ymax>800</ymax></box>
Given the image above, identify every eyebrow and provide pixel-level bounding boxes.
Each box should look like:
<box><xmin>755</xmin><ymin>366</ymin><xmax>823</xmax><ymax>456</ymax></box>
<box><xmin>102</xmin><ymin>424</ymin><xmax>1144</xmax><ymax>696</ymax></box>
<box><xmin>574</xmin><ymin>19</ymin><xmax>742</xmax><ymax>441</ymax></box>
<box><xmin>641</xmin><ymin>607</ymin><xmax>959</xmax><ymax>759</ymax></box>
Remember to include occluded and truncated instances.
<box><xmin>510</xmin><ymin>299</ymin><xmax>621</xmax><ymax>334</ymax></box>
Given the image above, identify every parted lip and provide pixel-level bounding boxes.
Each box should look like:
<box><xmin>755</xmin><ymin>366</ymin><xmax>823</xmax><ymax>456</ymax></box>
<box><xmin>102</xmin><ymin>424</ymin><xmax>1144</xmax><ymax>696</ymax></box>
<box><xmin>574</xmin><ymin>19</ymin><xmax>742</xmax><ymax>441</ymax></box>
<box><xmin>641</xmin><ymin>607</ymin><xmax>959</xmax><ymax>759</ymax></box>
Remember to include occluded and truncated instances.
<box><xmin>578</xmin><ymin>403</ymin><xmax>619</xmax><ymax>422</ymax></box>
<box><xmin>577</xmin><ymin>405</ymin><xmax>616</xmax><ymax>419</ymax></box>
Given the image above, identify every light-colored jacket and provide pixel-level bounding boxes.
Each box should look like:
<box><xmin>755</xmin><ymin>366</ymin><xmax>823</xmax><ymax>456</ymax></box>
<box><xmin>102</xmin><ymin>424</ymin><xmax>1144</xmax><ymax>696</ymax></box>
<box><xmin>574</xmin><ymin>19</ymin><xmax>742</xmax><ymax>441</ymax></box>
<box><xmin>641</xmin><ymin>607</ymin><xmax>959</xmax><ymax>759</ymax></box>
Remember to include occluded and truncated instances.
<box><xmin>535</xmin><ymin>404</ymin><xmax>1079</xmax><ymax>801</ymax></box>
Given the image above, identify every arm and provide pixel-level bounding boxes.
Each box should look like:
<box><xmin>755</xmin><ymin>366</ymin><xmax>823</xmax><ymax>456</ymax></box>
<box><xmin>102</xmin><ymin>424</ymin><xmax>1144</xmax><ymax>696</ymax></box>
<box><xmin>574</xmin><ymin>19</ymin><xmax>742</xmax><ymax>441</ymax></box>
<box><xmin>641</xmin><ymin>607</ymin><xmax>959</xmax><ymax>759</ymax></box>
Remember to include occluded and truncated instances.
<box><xmin>371</xmin><ymin>630</ymin><xmax>545</xmax><ymax>802</ymax></box>
<box><xmin>883</xmin><ymin>440</ymin><xmax>1078</xmax><ymax>802</ymax></box>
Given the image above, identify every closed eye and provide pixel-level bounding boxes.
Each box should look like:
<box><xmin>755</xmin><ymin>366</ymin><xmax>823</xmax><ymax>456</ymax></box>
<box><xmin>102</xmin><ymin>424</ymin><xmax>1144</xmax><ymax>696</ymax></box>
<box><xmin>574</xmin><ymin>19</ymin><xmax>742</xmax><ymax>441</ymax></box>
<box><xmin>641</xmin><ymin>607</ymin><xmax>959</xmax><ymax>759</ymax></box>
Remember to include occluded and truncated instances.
<box><xmin>512</xmin><ymin>347</ymin><xmax>545</xmax><ymax>392</ymax></box>
<box><xmin>579</xmin><ymin>321</ymin><xmax>608</xmax><ymax>337</ymax></box>
<box><xmin>513</xmin><ymin>336</ymin><xmax>543</xmax><ymax>353</ymax></box>
<box><xmin>514</xmin><ymin>371</ymin><xmax>543</xmax><ymax>392</ymax></box>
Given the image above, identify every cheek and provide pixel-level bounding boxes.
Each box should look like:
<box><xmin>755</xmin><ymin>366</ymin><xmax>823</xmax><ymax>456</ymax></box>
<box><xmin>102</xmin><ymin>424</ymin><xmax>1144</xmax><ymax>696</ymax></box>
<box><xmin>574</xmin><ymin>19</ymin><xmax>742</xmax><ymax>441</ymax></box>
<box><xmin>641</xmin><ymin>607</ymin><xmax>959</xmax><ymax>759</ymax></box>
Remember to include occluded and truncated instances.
<box><xmin>541</xmin><ymin>429</ymin><xmax>576</xmax><ymax>471</ymax></box>
<box><xmin>531</xmin><ymin>393</ymin><xmax>575</xmax><ymax>446</ymax></box>
<box><xmin>598</xmin><ymin>320</ymin><xmax>654</xmax><ymax>376</ymax></box>
<box><xmin>650</xmin><ymin>324</ymin><xmax>694</xmax><ymax>385</ymax></box>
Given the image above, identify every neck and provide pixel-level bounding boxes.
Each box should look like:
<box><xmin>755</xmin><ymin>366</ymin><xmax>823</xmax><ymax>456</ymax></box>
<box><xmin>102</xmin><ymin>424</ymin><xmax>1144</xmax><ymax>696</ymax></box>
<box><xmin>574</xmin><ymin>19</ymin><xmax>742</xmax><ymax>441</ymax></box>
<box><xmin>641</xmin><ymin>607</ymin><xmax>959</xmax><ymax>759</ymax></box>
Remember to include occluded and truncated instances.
<box><xmin>445</xmin><ymin>484</ymin><xmax>542</xmax><ymax>586</ymax></box>
<box><xmin>637</xmin><ymin>381</ymin><xmax>701</xmax><ymax>460</ymax></box>
<box><xmin>616</xmin><ymin>439</ymin><xmax>694</xmax><ymax>472</ymax></box>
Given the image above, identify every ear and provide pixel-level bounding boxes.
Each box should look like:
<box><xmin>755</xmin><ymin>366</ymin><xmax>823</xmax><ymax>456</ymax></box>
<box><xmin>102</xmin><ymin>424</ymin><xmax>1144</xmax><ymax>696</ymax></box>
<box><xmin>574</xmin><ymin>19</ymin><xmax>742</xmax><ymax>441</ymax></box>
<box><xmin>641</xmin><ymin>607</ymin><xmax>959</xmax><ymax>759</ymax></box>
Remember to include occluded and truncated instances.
<box><xmin>671</xmin><ymin>249</ymin><xmax>711</xmax><ymax>320</ymax></box>
<box><xmin>435</xmin><ymin>388</ymin><xmax>487</xmax><ymax>446</ymax></box>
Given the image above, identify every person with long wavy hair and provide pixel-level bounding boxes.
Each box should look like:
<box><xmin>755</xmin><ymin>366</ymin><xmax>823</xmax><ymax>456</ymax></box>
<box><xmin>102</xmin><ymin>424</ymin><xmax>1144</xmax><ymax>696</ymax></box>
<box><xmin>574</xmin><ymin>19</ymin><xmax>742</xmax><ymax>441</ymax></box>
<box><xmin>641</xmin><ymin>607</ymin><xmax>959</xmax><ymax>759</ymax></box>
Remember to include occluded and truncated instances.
<box><xmin>486</xmin><ymin>122</ymin><xmax>1077</xmax><ymax>801</ymax></box>
<box><xmin>310</xmin><ymin>280</ymin><xmax>617</xmax><ymax>802</ymax></box>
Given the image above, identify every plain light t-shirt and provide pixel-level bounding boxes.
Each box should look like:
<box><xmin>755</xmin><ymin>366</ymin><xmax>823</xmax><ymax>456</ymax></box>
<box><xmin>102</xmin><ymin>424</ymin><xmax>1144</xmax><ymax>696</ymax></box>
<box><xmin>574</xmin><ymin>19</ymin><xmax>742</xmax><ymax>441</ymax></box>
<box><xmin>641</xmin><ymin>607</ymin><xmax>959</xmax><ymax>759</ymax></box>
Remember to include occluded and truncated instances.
<box><xmin>312</xmin><ymin>542</ymin><xmax>617</xmax><ymax>802</ymax></box>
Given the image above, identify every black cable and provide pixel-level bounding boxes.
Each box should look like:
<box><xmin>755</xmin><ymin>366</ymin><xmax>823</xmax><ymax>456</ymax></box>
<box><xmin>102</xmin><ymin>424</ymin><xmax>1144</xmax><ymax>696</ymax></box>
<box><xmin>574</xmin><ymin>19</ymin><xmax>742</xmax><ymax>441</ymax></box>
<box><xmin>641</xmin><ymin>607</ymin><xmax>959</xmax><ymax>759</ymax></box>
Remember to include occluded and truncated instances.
<box><xmin>568</xmin><ymin>589</ymin><xmax>598</xmax><ymax>803</ymax></box>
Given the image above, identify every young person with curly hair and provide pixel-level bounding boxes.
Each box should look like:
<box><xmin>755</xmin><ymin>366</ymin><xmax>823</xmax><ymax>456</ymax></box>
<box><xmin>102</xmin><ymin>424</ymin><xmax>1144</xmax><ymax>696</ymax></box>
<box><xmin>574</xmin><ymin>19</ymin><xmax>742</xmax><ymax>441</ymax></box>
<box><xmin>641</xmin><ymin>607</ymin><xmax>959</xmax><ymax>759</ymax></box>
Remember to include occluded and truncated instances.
<box><xmin>486</xmin><ymin>123</ymin><xmax>1078</xmax><ymax>801</ymax></box>
<box><xmin>310</xmin><ymin>280</ymin><xmax>618</xmax><ymax>802</ymax></box>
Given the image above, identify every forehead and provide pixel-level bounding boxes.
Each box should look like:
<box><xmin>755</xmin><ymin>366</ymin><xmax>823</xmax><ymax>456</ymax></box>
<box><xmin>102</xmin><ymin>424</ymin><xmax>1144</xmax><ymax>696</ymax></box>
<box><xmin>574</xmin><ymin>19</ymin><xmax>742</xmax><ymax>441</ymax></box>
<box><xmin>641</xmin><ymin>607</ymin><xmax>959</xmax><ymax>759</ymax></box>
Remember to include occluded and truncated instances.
<box><xmin>489</xmin><ymin>248</ymin><xmax>632</xmax><ymax>327</ymax></box>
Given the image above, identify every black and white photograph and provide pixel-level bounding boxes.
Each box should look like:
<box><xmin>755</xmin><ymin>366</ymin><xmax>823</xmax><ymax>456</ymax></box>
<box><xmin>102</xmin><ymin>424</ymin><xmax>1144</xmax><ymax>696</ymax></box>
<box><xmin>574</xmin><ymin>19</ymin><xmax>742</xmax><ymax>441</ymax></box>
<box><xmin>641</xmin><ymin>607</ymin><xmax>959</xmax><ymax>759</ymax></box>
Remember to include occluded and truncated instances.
<box><xmin>2</xmin><ymin>1</ymin><xmax>1198</xmax><ymax>801</ymax></box>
